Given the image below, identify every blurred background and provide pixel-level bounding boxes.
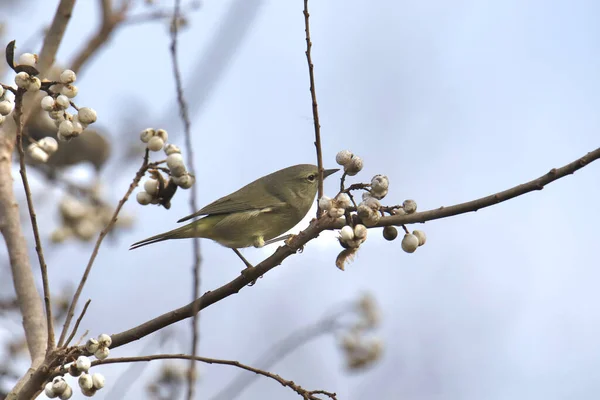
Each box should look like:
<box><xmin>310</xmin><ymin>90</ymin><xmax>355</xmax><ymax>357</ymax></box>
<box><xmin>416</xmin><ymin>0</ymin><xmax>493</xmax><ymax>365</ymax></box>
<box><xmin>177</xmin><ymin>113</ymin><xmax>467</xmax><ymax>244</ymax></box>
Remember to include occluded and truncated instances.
<box><xmin>1</xmin><ymin>0</ymin><xmax>600</xmax><ymax>398</ymax></box>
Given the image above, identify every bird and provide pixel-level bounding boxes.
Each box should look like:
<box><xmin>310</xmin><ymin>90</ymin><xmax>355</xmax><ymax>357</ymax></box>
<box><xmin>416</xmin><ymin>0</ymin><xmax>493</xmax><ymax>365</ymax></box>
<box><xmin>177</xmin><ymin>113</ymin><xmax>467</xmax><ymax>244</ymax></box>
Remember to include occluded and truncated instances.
<box><xmin>130</xmin><ymin>164</ymin><xmax>339</xmax><ymax>251</ymax></box>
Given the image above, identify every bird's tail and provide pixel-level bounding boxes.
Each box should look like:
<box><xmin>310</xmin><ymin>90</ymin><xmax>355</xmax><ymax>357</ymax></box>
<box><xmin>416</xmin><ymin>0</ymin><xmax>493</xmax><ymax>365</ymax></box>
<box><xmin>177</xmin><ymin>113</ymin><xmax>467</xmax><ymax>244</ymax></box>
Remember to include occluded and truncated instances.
<box><xmin>129</xmin><ymin>222</ymin><xmax>206</xmax><ymax>250</ymax></box>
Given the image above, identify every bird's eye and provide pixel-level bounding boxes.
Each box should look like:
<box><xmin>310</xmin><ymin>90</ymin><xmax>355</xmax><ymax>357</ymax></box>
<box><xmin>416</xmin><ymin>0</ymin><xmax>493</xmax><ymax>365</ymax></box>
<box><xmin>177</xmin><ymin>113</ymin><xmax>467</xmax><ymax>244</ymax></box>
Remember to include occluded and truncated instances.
<box><xmin>307</xmin><ymin>174</ymin><xmax>316</xmax><ymax>182</ymax></box>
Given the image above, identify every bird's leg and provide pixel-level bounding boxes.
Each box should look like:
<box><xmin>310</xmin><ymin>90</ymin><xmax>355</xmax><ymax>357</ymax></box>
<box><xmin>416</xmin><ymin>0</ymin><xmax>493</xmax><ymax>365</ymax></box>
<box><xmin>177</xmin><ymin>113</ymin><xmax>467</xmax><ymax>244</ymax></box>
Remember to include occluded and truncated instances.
<box><xmin>232</xmin><ymin>249</ymin><xmax>263</xmax><ymax>287</ymax></box>
<box><xmin>232</xmin><ymin>248</ymin><xmax>254</xmax><ymax>269</ymax></box>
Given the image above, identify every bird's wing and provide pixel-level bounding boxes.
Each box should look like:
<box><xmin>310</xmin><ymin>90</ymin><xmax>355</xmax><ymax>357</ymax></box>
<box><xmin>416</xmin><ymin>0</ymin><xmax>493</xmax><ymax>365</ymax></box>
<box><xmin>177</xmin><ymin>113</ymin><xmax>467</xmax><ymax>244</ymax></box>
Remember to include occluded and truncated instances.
<box><xmin>177</xmin><ymin>196</ymin><xmax>286</xmax><ymax>223</ymax></box>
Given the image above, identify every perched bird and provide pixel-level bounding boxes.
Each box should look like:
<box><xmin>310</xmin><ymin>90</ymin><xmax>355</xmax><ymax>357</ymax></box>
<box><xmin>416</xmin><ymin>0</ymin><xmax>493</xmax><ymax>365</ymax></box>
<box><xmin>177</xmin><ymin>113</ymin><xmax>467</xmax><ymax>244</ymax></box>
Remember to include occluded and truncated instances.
<box><xmin>130</xmin><ymin>164</ymin><xmax>339</xmax><ymax>250</ymax></box>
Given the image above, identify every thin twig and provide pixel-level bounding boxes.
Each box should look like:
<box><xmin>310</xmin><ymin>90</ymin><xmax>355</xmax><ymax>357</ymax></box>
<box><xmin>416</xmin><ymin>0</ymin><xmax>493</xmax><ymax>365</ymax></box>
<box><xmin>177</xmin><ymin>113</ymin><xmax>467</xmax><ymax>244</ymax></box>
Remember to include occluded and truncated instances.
<box><xmin>92</xmin><ymin>353</ymin><xmax>337</xmax><ymax>400</ymax></box>
<box><xmin>64</xmin><ymin>299</ymin><xmax>91</xmax><ymax>347</ymax></box>
<box><xmin>124</xmin><ymin>1</ymin><xmax>201</xmax><ymax>26</ymax></box>
<box><xmin>169</xmin><ymin>0</ymin><xmax>202</xmax><ymax>398</ymax></box>
<box><xmin>210</xmin><ymin>309</ymin><xmax>350</xmax><ymax>400</ymax></box>
<box><xmin>108</xmin><ymin>146</ymin><xmax>600</xmax><ymax>350</ymax></box>
<box><xmin>13</xmin><ymin>89</ymin><xmax>55</xmax><ymax>352</ymax></box>
<box><xmin>69</xmin><ymin>0</ymin><xmax>130</xmax><ymax>74</ymax></box>
<box><xmin>57</xmin><ymin>149</ymin><xmax>152</xmax><ymax>347</ymax></box>
<box><xmin>303</xmin><ymin>0</ymin><xmax>325</xmax><ymax>216</ymax></box>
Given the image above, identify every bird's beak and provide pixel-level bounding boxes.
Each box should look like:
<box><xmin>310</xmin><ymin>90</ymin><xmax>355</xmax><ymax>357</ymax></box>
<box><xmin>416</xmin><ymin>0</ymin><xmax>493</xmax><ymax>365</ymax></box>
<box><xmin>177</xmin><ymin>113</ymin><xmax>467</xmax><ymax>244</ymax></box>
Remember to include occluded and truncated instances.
<box><xmin>323</xmin><ymin>168</ymin><xmax>340</xmax><ymax>179</ymax></box>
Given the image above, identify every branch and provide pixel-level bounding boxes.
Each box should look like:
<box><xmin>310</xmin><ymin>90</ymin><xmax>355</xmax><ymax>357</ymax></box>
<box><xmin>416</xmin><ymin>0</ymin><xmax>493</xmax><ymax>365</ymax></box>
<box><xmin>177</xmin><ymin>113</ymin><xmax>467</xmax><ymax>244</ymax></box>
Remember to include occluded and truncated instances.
<box><xmin>109</xmin><ymin>146</ymin><xmax>600</xmax><ymax>349</ymax></box>
<box><xmin>69</xmin><ymin>0</ymin><xmax>130</xmax><ymax>74</ymax></box>
<box><xmin>169</xmin><ymin>0</ymin><xmax>203</xmax><ymax>398</ymax></box>
<box><xmin>303</xmin><ymin>0</ymin><xmax>324</xmax><ymax>213</ymax></box>
<box><xmin>0</xmin><ymin>91</ymin><xmax>47</xmax><ymax>371</ymax></box>
<box><xmin>92</xmin><ymin>354</ymin><xmax>337</xmax><ymax>400</ymax></box>
<box><xmin>57</xmin><ymin>149</ymin><xmax>151</xmax><ymax>347</ymax></box>
<box><xmin>13</xmin><ymin>89</ymin><xmax>55</xmax><ymax>352</ymax></box>
<box><xmin>210</xmin><ymin>310</ymin><xmax>349</xmax><ymax>400</ymax></box>
<box><xmin>37</xmin><ymin>0</ymin><xmax>77</xmax><ymax>75</ymax></box>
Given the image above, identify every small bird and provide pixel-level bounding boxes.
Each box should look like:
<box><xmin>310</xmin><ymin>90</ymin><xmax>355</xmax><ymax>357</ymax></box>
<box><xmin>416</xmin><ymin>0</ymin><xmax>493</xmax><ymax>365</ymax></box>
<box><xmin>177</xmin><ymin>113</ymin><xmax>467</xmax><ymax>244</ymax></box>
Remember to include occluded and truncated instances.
<box><xmin>130</xmin><ymin>164</ymin><xmax>339</xmax><ymax>250</ymax></box>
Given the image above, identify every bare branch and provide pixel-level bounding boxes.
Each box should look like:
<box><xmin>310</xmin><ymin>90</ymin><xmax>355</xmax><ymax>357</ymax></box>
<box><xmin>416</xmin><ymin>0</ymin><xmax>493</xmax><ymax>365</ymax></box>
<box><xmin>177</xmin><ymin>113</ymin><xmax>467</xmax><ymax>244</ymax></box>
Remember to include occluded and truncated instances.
<box><xmin>169</xmin><ymin>1</ymin><xmax>202</xmax><ymax>398</ymax></box>
<box><xmin>69</xmin><ymin>0</ymin><xmax>129</xmax><ymax>73</ymax></box>
<box><xmin>92</xmin><ymin>354</ymin><xmax>337</xmax><ymax>400</ymax></box>
<box><xmin>303</xmin><ymin>0</ymin><xmax>324</xmax><ymax>214</ymax></box>
<box><xmin>64</xmin><ymin>299</ymin><xmax>91</xmax><ymax>347</ymax></box>
<box><xmin>13</xmin><ymin>89</ymin><xmax>55</xmax><ymax>352</ymax></box>
<box><xmin>211</xmin><ymin>310</ymin><xmax>349</xmax><ymax>400</ymax></box>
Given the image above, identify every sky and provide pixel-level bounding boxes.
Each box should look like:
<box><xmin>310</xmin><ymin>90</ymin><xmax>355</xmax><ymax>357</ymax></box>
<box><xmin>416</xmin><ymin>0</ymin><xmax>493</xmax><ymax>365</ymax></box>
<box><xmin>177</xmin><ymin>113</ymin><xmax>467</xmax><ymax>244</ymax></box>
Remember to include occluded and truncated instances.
<box><xmin>2</xmin><ymin>0</ymin><xmax>600</xmax><ymax>399</ymax></box>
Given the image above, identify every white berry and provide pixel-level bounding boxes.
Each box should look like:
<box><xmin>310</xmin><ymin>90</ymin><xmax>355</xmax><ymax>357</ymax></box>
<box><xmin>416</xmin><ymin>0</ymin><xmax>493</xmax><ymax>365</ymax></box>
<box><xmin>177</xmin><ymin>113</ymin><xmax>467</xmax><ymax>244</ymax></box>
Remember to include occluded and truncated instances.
<box><xmin>340</xmin><ymin>225</ymin><xmax>354</xmax><ymax>241</ymax></box>
<box><xmin>401</xmin><ymin>233</ymin><xmax>419</xmax><ymax>253</ymax></box>
<box><xmin>335</xmin><ymin>150</ymin><xmax>353</xmax><ymax>166</ymax></box>
<box><xmin>94</xmin><ymin>346</ymin><xmax>109</xmax><ymax>360</ymax></box>
<box><xmin>18</xmin><ymin>53</ymin><xmax>37</xmax><ymax>66</ymax></box>
<box><xmin>38</xmin><ymin>137</ymin><xmax>58</xmax><ymax>154</ymax></box>
<box><xmin>59</xmin><ymin>69</ymin><xmax>76</xmax><ymax>84</ymax></box>
<box><xmin>136</xmin><ymin>191</ymin><xmax>153</xmax><ymax>205</ymax></box>
<box><xmin>97</xmin><ymin>333</ymin><xmax>112</xmax><ymax>348</ymax></box>
<box><xmin>412</xmin><ymin>230</ymin><xmax>426</xmax><ymax>246</ymax></box>
<box><xmin>0</xmin><ymin>100</ymin><xmax>14</xmax><ymax>116</ymax></box>
<box><xmin>78</xmin><ymin>374</ymin><xmax>93</xmax><ymax>390</ymax></box>
<box><xmin>75</xmin><ymin>355</ymin><xmax>91</xmax><ymax>372</ymax></box>
<box><xmin>77</xmin><ymin>107</ymin><xmax>97</xmax><ymax>125</ymax></box>
<box><xmin>91</xmin><ymin>373</ymin><xmax>105</xmax><ymax>389</ymax></box>
<box><xmin>40</xmin><ymin>95</ymin><xmax>55</xmax><ymax>111</ymax></box>
<box><xmin>147</xmin><ymin>136</ymin><xmax>164</xmax><ymax>152</ymax></box>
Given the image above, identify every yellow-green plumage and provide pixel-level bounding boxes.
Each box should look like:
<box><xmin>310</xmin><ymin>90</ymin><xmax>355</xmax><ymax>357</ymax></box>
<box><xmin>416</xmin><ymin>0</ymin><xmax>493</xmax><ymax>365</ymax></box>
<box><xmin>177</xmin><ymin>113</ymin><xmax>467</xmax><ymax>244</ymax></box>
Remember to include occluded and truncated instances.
<box><xmin>130</xmin><ymin>164</ymin><xmax>338</xmax><ymax>250</ymax></box>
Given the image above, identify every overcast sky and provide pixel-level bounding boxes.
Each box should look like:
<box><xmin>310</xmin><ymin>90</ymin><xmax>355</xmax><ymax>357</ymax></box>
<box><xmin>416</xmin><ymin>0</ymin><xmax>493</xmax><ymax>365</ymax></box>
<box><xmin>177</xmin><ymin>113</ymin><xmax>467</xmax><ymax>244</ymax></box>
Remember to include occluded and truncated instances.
<box><xmin>3</xmin><ymin>0</ymin><xmax>600</xmax><ymax>399</ymax></box>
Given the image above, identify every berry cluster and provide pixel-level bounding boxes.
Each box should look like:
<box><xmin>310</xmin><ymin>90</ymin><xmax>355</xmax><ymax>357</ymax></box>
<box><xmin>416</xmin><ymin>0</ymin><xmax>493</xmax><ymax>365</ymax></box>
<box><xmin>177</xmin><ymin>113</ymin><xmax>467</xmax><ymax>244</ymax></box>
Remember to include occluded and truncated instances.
<box><xmin>323</xmin><ymin>150</ymin><xmax>428</xmax><ymax>269</ymax></box>
<box><xmin>43</xmin><ymin>334</ymin><xmax>111</xmax><ymax>398</ymax></box>
<box><xmin>136</xmin><ymin>128</ymin><xmax>195</xmax><ymax>207</ymax></box>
